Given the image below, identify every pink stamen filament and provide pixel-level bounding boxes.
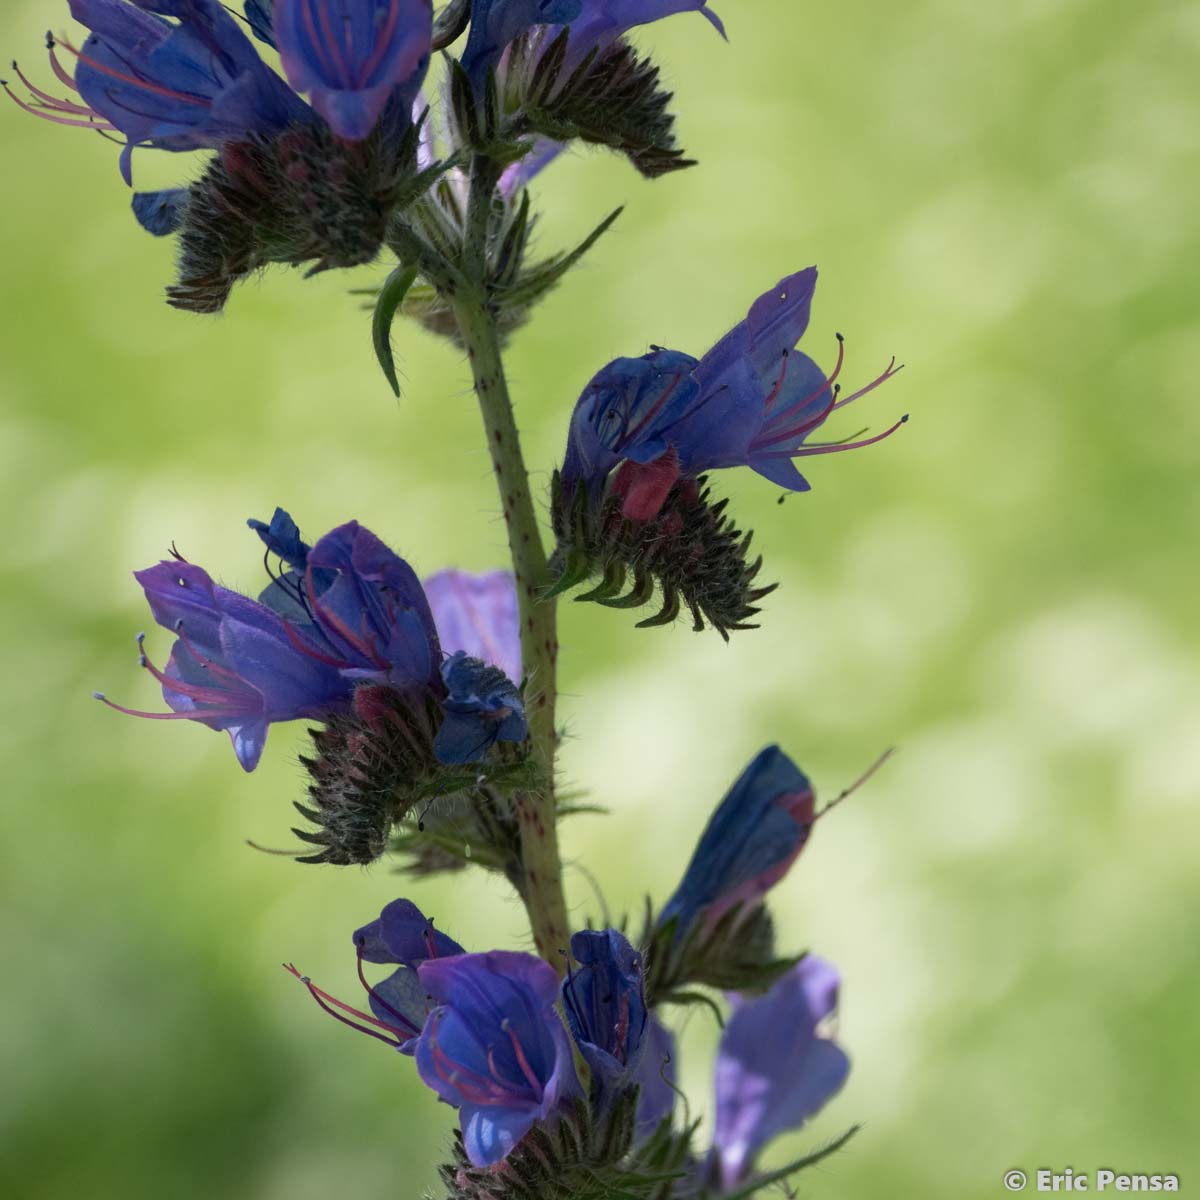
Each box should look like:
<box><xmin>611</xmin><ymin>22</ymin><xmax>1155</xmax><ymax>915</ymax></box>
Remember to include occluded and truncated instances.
<box><xmin>428</xmin><ymin>1019</ymin><xmax>518</xmax><ymax>1103</ymax></box>
<box><xmin>10</xmin><ymin>60</ymin><xmax>96</xmax><ymax>114</ymax></box>
<box><xmin>171</xmin><ymin>624</ymin><xmax>250</xmax><ymax>688</ymax></box>
<box><xmin>310</xmin><ymin>0</ymin><xmax>354</xmax><ymax>88</ymax></box>
<box><xmin>503</xmin><ymin>1019</ymin><xmax>544</xmax><ymax>1098</ymax></box>
<box><xmin>47</xmin><ymin>38</ymin><xmax>80</xmax><ymax>92</ymax></box>
<box><xmin>623</xmin><ymin>370</ymin><xmax>686</xmax><ymax>445</ymax></box>
<box><xmin>3</xmin><ymin>80</ymin><xmax>117</xmax><ymax>128</ymax></box>
<box><xmin>283</xmin><ymin>965</ymin><xmax>406</xmax><ymax>1048</ymax></box>
<box><xmin>355</xmin><ymin>942</ymin><xmax>422</xmax><ymax>1037</ymax></box>
<box><xmin>57</xmin><ymin>35</ymin><xmax>211</xmax><ymax>106</ymax></box>
<box><xmin>757</xmin><ymin>335</ymin><xmax>847</xmax><ymax>446</ymax></box>
<box><xmin>93</xmin><ymin>692</ymin><xmax>247</xmax><ymax>721</ymax></box>
<box><xmin>137</xmin><ymin>637</ymin><xmax>246</xmax><ymax>708</ymax></box>
<box><xmin>356</xmin><ymin>1</ymin><xmax>403</xmax><ymax>88</ymax></box>
<box><xmin>761</xmin><ymin>350</ymin><xmax>791</xmax><ymax>415</ymax></box>
<box><xmin>831</xmin><ymin>357</ymin><xmax>902</xmax><ymax>411</ymax></box>
<box><xmin>306</xmin><ymin>564</ymin><xmax>389</xmax><ymax>669</ymax></box>
<box><xmin>282</xmin><ymin>618</ymin><xmax>357</xmax><ymax>669</ymax></box>
<box><xmin>784</xmin><ymin>414</ymin><xmax>908</xmax><ymax>458</ymax></box>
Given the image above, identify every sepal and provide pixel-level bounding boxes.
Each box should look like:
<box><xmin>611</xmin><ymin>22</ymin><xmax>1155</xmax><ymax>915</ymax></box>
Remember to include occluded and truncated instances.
<box><xmin>295</xmin><ymin>683</ymin><xmax>540</xmax><ymax>866</ymax></box>
<box><xmin>549</xmin><ymin>473</ymin><xmax>777</xmax><ymax>640</ymax></box>
<box><xmin>167</xmin><ymin>114</ymin><xmax>426</xmax><ymax>313</ymax></box>
<box><xmin>643</xmin><ymin>904</ymin><xmax>803</xmax><ymax>1006</ymax></box>
<box><xmin>507</xmin><ymin>31</ymin><xmax>695</xmax><ymax>179</ymax></box>
<box><xmin>437</xmin><ymin>1094</ymin><xmax>688</xmax><ymax>1200</ymax></box>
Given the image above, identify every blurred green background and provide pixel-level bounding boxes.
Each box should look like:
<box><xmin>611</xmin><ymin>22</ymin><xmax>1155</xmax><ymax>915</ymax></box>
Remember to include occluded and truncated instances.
<box><xmin>2</xmin><ymin>1</ymin><xmax>1198</xmax><ymax>1196</ymax></box>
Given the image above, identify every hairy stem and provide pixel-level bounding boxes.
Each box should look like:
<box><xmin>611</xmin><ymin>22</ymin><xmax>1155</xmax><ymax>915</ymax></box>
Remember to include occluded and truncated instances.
<box><xmin>452</xmin><ymin>157</ymin><xmax>570</xmax><ymax>967</ymax></box>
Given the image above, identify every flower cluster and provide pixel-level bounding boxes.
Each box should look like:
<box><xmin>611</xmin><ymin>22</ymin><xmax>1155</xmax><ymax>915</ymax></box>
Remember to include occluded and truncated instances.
<box><xmin>291</xmin><ymin>744</ymin><xmax>855</xmax><ymax>1192</ymax></box>
<box><xmin>551</xmin><ymin>268</ymin><xmax>905</xmax><ymax>634</ymax></box>
<box><xmin>12</xmin><ymin>1</ymin><xmax>910</xmax><ymax>1196</ymax></box>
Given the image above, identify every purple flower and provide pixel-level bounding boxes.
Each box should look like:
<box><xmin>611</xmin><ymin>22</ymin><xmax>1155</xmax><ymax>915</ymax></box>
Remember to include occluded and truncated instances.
<box><xmin>416</xmin><ymin>951</ymin><xmax>578</xmax><ymax>1166</ymax></box>
<box><xmin>562</xmin><ymin>929</ymin><xmax>648</xmax><ymax>1107</ymax></box>
<box><xmin>561</xmin><ymin>269</ymin><xmax>905</xmax><ymax>520</ymax></box>
<box><xmin>434</xmin><ymin>651</ymin><xmax>528</xmax><ymax>764</ymax></box>
<box><xmin>3</xmin><ymin>1</ymin><xmax>308</xmax><ymax>184</ymax></box>
<box><xmin>463</xmin><ymin>0</ymin><xmax>723</xmax><ymax>86</ymax></box>
<box><xmin>711</xmin><ymin>957</ymin><xmax>850</xmax><ymax>1190</ymax></box>
<box><xmin>658</xmin><ymin>746</ymin><xmax>816</xmax><ymax>939</ymax></box>
<box><xmin>423</xmin><ymin>568</ymin><xmax>522</xmax><ymax>684</ymax></box>
<box><xmin>461</xmin><ymin>0</ymin><xmax>583</xmax><ymax>85</ymax></box>
<box><xmin>6</xmin><ymin>0</ymin><xmax>430</xmax><ymax>184</ymax></box>
<box><xmin>559</xmin><ymin>0</ymin><xmax>725</xmax><ymax>66</ymax></box>
<box><xmin>96</xmin><ymin>507</ymin><xmax>444</xmax><ymax>771</ymax></box>
<box><xmin>288</xmin><ymin>897</ymin><xmax>464</xmax><ymax>1054</ymax></box>
<box><xmin>273</xmin><ymin>0</ymin><xmax>433</xmax><ymax>140</ymax></box>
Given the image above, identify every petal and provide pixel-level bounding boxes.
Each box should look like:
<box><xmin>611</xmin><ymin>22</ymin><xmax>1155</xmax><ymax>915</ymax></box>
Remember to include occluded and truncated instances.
<box><xmin>423</xmin><ymin>569</ymin><xmax>522</xmax><ymax>684</ymax></box>
<box><xmin>420</xmin><ymin>950</ymin><xmax>560</xmax><ymax>1013</ymax></box>
<box><xmin>377</xmin><ymin>897</ymin><xmax>466</xmax><ymax>963</ymax></box>
<box><xmin>659</xmin><ymin>746</ymin><xmax>814</xmax><ymax>933</ymax></box>
<box><xmin>227</xmin><ymin>719</ymin><xmax>269</xmax><ymax>771</ymax></box>
<box><xmin>460</xmin><ymin>1102</ymin><xmax>539</xmax><ymax>1167</ymax></box>
<box><xmin>132</xmin><ymin>188</ymin><xmax>189</xmax><ymax>235</ymax></box>
<box><xmin>747</xmin><ymin>455</ymin><xmax>812</xmax><ymax>492</ymax></box>
<box><xmin>274</xmin><ymin>0</ymin><xmax>432</xmax><ymax>140</ymax></box>
<box><xmin>368</xmin><ymin>965</ymin><xmax>428</xmax><ymax>1043</ymax></box>
<box><xmin>461</xmin><ymin>0</ymin><xmax>583</xmax><ymax>85</ymax></box>
<box><xmin>712</xmin><ymin>958</ymin><xmax>850</xmax><ymax>1187</ymax></box>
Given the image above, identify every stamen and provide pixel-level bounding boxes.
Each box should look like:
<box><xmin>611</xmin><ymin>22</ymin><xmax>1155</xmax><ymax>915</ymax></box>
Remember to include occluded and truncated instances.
<box><xmin>172</xmin><ymin>621</ymin><xmax>248</xmax><ymax>687</ymax></box>
<box><xmin>831</xmin><ymin>357</ymin><xmax>903</xmax><ymax>411</ymax></box>
<box><xmin>622</xmin><ymin>369</ymin><xmax>687</xmax><ymax>446</ymax></box>
<box><xmin>46</xmin><ymin>34</ymin><xmax>81</xmax><ymax>93</ymax></box>
<box><xmin>283</xmin><ymin>964</ymin><xmax>405</xmax><ymax>1048</ymax></box>
<box><xmin>761</xmin><ymin>349</ymin><xmax>791</xmax><ymax>415</ymax></box>
<box><xmin>356</xmin><ymin>0</ymin><xmax>404</xmax><ymax>89</ymax></box>
<box><xmin>282</xmin><ymin>618</ymin><xmax>355</xmax><ymax>669</ymax></box>
<box><xmin>55</xmin><ymin>35</ymin><xmax>211</xmax><ymax>107</ymax></box>
<box><xmin>355</xmin><ymin>940</ymin><xmax>422</xmax><ymax>1037</ymax></box>
<box><xmin>2</xmin><ymin>78</ymin><xmax>117</xmax><ymax>128</ymax></box>
<box><xmin>92</xmin><ymin>691</ymin><xmax>244</xmax><ymax>721</ymax></box>
<box><xmin>10</xmin><ymin>59</ymin><xmax>95</xmax><ymax>114</ymax></box>
<box><xmin>788</xmin><ymin>414</ymin><xmax>908</xmax><ymax>458</ymax></box>
<box><xmin>307</xmin><ymin>0</ymin><xmax>354</xmax><ymax>87</ymax></box>
<box><xmin>501</xmin><ymin>1018</ymin><xmax>544</xmax><ymax>1097</ymax></box>
<box><xmin>136</xmin><ymin>634</ymin><xmax>243</xmax><ymax>707</ymax></box>
<box><xmin>756</xmin><ymin>334</ymin><xmax>846</xmax><ymax>446</ymax></box>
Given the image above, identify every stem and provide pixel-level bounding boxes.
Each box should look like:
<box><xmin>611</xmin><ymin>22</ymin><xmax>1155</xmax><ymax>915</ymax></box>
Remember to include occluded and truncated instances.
<box><xmin>452</xmin><ymin>158</ymin><xmax>570</xmax><ymax>968</ymax></box>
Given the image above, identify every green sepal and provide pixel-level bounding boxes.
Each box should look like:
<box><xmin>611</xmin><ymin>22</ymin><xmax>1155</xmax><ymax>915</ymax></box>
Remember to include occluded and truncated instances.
<box><xmin>372</xmin><ymin>264</ymin><xmax>418</xmax><ymax>397</ymax></box>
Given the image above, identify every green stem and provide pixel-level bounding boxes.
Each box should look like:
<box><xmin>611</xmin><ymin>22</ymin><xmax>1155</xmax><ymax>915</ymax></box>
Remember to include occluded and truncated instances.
<box><xmin>452</xmin><ymin>156</ymin><xmax>569</xmax><ymax>967</ymax></box>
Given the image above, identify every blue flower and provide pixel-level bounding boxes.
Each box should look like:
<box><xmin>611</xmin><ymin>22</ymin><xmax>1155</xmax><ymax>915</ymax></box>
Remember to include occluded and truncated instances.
<box><xmin>462</xmin><ymin>0</ymin><xmax>723</xmax><ymax>87</ymax></box>
<box><xmin>658</xmin><ymin>746</ymin><xmax>816</xmax><ymax>939</ymax></box>
<box><xmin>561</xmin><ymin>269</ymin><xmax>905</xmax><ymax>519</ymax></box>
<box><xmin>562</xmin><ymin>929</ymin><xmax>648</xmax><ymax>1109</ymax></box>
<box><xmin>416</xmin><ymin>951</ymin><xmax>578</xmax><ymax>1166</ymax></box>
<box><xmin>710</xmin><ymin>956</ymin><xmax>850</xmax><ymax>1190</ymax></box>
<box><xmin>288</xmin><ymin>897</ymin><xmax>464</xmax><ymax>1054</ymax></box>
<box><xmin>461</xmin><ymin>0</ymin><xmax>583</xmax><ymax>85</ymax></box>
<box><xmin>7</xmin><ymin>0</ymin><xmax>431</xmax><ymax>183</ymax></box>
<box><xmin>433</xmin><ymin>650</ymin><xmax>528</xmax><ymax>764</ymax></box>
<box><xmin>274</xmin><ymin>0</ymin><xmax>433</xmax><ymax>140</ymax></box>
<box><xmin>96</xmin><ymin>508</ymin><xmax>444</xmax><ymax>770</ymax></box>
<box><xmin>423</xmin><ymin>568</ymin><xmax>522</xmax><ymax>684</ymax></box>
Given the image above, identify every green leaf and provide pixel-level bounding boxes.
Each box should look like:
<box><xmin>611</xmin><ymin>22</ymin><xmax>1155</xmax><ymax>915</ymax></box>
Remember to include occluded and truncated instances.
<box><xmin>372</xmin><ymin>264</ymin><xmax>418</xmax><ymax>397</ymax></box>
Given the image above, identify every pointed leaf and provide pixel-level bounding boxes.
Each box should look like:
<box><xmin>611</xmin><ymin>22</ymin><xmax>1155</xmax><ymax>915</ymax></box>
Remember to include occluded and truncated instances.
<box><xmin>373</xmin><ymin>264</ymin><xmax>419</xmax><ymax>397</ymax></box>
